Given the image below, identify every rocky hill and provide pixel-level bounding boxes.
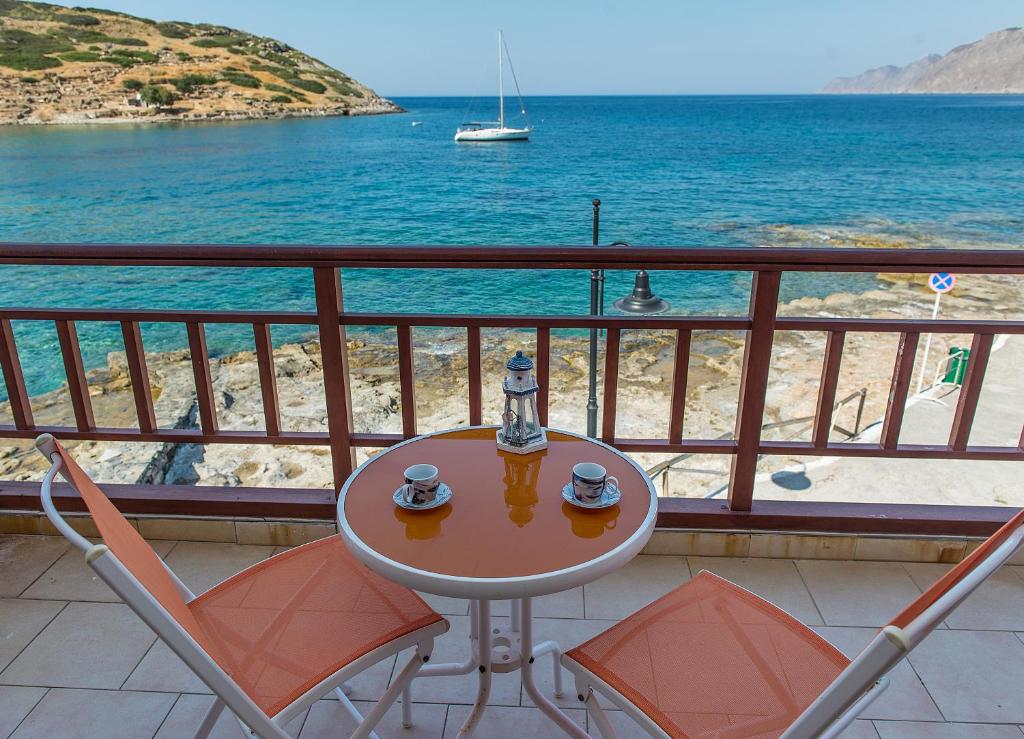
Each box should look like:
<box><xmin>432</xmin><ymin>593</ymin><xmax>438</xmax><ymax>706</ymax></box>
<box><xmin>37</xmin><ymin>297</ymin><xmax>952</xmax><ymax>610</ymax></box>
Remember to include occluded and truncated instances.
<box><xmin>824</xmin><ymin>28</ymin><xmax>1024</xmax><ymax>93</ymax></box>
<box><xmin>0</xmin><ymin>0</ymin><xmax>400</xmax><ymax>125</ymax></box>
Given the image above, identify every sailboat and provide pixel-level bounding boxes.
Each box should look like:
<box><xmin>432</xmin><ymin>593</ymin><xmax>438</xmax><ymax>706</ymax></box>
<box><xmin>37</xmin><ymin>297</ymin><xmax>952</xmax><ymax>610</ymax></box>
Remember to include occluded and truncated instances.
<box><xmin>455</xmin><ymin>31</ymin><xmax>531</xmax><ymax>142</ymax></box>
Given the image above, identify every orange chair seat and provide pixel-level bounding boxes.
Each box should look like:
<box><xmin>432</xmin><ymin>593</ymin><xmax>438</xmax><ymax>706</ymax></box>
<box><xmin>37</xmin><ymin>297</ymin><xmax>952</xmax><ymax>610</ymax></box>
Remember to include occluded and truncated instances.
<box><xmin>187</xmin><ymin>535</ymin><xmax>445</xmax><ymax>717</ymax></box>
<box><xmin>565</xmin><ymin>571</ymin><xmax>850</xmax><ymax>739</ymax></box>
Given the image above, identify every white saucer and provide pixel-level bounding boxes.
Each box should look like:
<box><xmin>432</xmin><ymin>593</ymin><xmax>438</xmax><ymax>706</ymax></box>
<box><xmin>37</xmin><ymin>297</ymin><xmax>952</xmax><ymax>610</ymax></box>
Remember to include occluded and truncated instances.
<box><xmin>394</xmin><ymin>482</ymin><xmax>453</xmax><ymax>511</ymax></box>
<box><xmin>562</xmin><ymin>482</ymin><xmax>621</xmax><ymax>510</ymax></box>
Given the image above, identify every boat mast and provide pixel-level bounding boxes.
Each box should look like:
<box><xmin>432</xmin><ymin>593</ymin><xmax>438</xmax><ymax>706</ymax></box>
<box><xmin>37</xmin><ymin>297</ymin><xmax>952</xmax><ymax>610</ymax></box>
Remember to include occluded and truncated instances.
<box><xmin>498</xmin><ymin>30</ymin><xmax>504</xmax><ymax>129</ymax></box>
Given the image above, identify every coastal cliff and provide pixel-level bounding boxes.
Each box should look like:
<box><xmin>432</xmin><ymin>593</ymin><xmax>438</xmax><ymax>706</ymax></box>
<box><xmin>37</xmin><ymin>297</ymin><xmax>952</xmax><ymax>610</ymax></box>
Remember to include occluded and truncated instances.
<box><xmin>824</xmin><ymin>27</ymin><xmax>1024</xmax><ymax>93</ymax></box>
<box><xmin>0</xmin><ymin>0</ymin><xmax>400</xmax><ymax>125</ymax></box>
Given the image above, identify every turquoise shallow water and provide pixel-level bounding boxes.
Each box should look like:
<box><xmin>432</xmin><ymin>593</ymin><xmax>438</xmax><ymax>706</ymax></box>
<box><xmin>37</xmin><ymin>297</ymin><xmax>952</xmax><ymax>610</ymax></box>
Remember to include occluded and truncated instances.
<box><xmin>1</xmin><ymin>94</ymin><xmax>1023</xmax><ymax>396</ymax></box>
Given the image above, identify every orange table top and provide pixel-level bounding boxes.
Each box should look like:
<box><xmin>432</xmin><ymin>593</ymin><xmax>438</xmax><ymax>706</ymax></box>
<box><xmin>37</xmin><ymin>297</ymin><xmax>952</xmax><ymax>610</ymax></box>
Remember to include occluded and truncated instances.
<box><xmin>339</xmin><ymin>427</ymin><xmax>656</xmax><ymax>592</ymax></box>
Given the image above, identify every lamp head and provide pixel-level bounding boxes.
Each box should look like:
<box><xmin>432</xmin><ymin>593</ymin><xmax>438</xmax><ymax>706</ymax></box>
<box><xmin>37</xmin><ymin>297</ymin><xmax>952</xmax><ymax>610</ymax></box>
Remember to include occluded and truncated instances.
<box><xmin>613</xmin><ymin>270</ymin><xmax>670</xmax><ymax>315</ymax></box>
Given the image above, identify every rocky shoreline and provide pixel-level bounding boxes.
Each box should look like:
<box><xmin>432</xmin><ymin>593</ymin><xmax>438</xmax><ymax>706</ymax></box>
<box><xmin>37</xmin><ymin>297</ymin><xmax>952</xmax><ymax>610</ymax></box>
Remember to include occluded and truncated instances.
<box><xmin>7</xmin><ymin>98</ymin><xmax>402</xmax><ymax>127</ymax></box>
<box><xmin>1</xmin><ymin>272</ymin><xmax>1020</xmax><ymax>498</ymax></box>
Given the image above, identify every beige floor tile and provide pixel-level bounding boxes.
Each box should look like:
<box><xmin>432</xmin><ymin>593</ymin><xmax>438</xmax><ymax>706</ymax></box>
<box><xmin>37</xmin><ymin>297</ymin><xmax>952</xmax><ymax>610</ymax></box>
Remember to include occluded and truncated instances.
<box><xmin>161</xmin><ymin>541</ymin><xmax>274</xmax><ymax>595</ymax></box>
<box><xmin>493</xmin><ymin>589</ymin><xmax>585</xmax><ymax>619</ymax></box>
<box><xmin>0</xmin><ymin>536</ymin><xmax>69</xmax><ymax>598</ymax></box>
<box><xmin>812</xmin><ymin>627</ymin><xmax>943</xmax><ymax>721</ymax></box>
<box><xmin>0</xmin><ymin>599</ymin><xmax>65</xmax><ymax>673</ymax></box>
<box><xmin>599</xmin><ymin>710</ymin><xmax>658</xmax><ymax>739</ymax></box>
<box><xmin>20</xmin><ymin>540</ymin><xmax>175</xmax><ymax>603</ymax></box>
<box><xmin>903</xmin><ymin>563</ymin><xmax>1024</xmax><ymax>630</ymax></box>
<box><xmin>398</xmin><ymin>615</ymin><xmax>522</xmax><ymax>707</ymax></box>
<box><xmin>841</xmin><ymin>721</ymin><xmax>882</xmax><ymax>738</ymax></box>
<box><xmin>519</xmin><ymin>617</ymin><xmax>618</xmax><ymax>709</ymax></box>
<box><xmin>796</xmin><ymin>561</ymin><xmax>922</xmax><ymax>627</ymax></box>
<box><xmin>11</xmin><ymin>688</ymin><xmax>175</xmax><ymax>739</ymax></box>
<box><xmin>0</xmin><ymin>602</ymin><xmax>155</xmax><ymax>689</ymax></box>
<box><xmin>873</xmin><ymin>721</ymin><xmax>1024</xmax><ymax>738</ymax></box>
<box><xmin>316</xmin><ymin>654</ymin><xmax>399</xmax><ymax>703</ymax></box>
<box><xmin>908</xmin><ymin>630</ymin><xmax>1024</xmax><ymax>723</ymax></box>
<box><xmin>443</xmin><ymin>704</ymin><xmax>586</xmax><ymax>739</ymax></box>
<box><xmin>583</xmin><ymin>555</ymin><xmax>689</xmax><ymax>620</ymax></box>
<box><xmin>687</xmin><ymin>556</ymin><xmax>824</xmax><ymax>625</ymax></box>
<box><xmin>0</xmin><ymin>686</ymin><xmax>47</xmax><ymax>738</ymax></box>
<box><xmin>300</xmin><ymin>698</ymin><xmax>446</xmax><ymax>738</ymax></box>
<box><xmin>124</xmin><ymin>633</ymin><xmax>398</xmax><ymax>702</ymax></box>
<box><xmin>418</xmin><ymin>592</ymin><xmax>470</xmax><ymax>616</ymax></box>
<box><xmin>121</xmin><ymin>639</ymin><xmax>210</xmax><ymax>694</ymax></box>
<box><xmin>153</xmin><ymin>693</ymin><xmax>306</xmax><ymax>738</ymax></box>
<box><xmin>601</xmin><ymin>710</ymin><xmax>877</xmax><ymax>738</ymax></box>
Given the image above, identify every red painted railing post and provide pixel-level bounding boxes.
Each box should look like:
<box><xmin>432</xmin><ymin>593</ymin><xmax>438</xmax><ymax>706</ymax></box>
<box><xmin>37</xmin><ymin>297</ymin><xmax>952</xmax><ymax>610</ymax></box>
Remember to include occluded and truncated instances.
<box><xmin>728</xmin><ymin>271</ymin><xmax>781</xmax><ymax>511</ymax></box>
<box><xmin>313</xmin><ymin>267</ymin><xmax>356</xmax><ymax>493</ymax></box>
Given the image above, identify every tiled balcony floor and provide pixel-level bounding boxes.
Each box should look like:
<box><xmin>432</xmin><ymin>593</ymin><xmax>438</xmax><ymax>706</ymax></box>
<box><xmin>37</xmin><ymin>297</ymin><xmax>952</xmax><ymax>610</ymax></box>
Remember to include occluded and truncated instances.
<box><xmin>3</xmin><ymin>535</ymin><xmax>1024</xmax><ymax>738</ymax></box>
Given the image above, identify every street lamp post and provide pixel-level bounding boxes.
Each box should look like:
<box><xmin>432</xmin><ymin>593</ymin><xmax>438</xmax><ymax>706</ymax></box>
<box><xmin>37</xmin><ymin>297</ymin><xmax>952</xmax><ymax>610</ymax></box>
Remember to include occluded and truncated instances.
<box><xmin>586</xmin><ymin>199</ymin><xmax>602</xmax><ymax>437</ymax></box>
<box><xmin>585</xmin><ymin>201</ymin><xmax>670</xmax><ymax>438</ymax></box>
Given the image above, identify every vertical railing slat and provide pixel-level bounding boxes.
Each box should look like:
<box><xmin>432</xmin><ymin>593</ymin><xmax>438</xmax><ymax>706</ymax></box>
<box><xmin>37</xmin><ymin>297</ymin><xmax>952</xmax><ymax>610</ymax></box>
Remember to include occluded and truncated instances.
<box><xmin>601</xmin><ymin>328</ymin><xmax>620</xmax><ymax>444</ymax></box>
<box><xmin>880</xmin><ymin>331</ymin><xmax>920</xmax><ymax>450</ymax></box>
<box><xmin>120</xmin><ymin>321</ymin><xmax>156</xmax><ymax>433</ymax></box>
<box><xmin>812</xmin><ymin>331</ymin><xmax>846</xmax><ymax>449</ymax></box>
<box><xmin>948</xmin><ymin>333</ymin><xmax>994</xmax><ymax>451</ymax></box>
<box><xmin>186</xmin><ymin>322</ymin><xmax>218</xmax><ymax>435</ymax></box>
<box><xmin>313</xmin><ymin>267</ymin><xmax>356</xmax><ymax>490</ymax></box>
<box><xmin>397</xmin><ymin>324</ymin><xmax>417</xmax><ymax>438</ymax></box>
<box><xmin>55</xmin><ymin>319</ymin><xmax>95</xmax><ymax>432</ymax></box>
<box><xmin>253</xmin><ymin>323</ymin><xmax>281</xmax><ymax>437</ymax></box>
<box><xmin>668</xmin><ymin>329</ymin><xmax>691</xmax><ymax>444</ymax></box>
<box><xmin>0</xmin><ymin>318</ymin><xmax>34</xmax><ymax>430</ymax></box>
<box><xmin>467</xmin><ymin>326</ymin><xmax>482</xmax><ymax>426</ymax></box>
<box><xmin>536</xmin><ymin>327</ymin><xmax>550</xmax><ymax>427</ymax></box>
<box><xmin>728</xmin><ymin>271</ymin><xmax>782</xmax><ymax>511</ymax></box>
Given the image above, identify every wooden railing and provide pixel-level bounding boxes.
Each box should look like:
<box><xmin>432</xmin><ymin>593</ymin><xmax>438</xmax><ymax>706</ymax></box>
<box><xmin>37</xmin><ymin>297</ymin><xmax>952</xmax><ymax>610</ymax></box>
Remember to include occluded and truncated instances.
<box><xmin>1</xmin><ymin>243</ymin><xmax>1023</xmax><ymax>535</ymax></box>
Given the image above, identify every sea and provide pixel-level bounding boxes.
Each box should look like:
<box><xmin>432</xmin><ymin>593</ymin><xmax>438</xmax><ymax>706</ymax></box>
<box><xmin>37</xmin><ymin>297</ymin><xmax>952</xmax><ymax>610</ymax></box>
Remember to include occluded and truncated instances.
<box><xmin>1</xmin><ymin>94</ymin><xmax>1023</xmax><ymax>396</ymax></box>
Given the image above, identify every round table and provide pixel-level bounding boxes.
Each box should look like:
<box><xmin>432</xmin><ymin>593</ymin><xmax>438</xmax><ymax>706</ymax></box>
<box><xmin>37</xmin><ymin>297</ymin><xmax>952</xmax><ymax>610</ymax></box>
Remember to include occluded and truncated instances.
<box><xmin>338</xmin><ymin>426</ymin><xmax>657</xmax><ymax>738</ymax></box>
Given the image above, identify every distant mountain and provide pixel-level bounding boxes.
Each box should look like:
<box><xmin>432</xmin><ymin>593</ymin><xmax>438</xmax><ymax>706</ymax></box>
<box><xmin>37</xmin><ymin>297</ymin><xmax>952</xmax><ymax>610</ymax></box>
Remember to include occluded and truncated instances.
<box><xmin>824</xmin><ymin>28</ymin><xmax>1024</xmax><ymax>93</ymax></box>
<box><xmin>0</xmin><ymin>0</ymin><xmax>400</xmax><ymax>125</ymax></box>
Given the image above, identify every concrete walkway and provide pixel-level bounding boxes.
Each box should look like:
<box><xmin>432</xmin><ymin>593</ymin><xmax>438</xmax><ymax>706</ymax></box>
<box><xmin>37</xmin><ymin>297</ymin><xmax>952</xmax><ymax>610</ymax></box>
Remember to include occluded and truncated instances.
<box><xmin>757</xmin><ymin>335</ymin><xmax>1024</xmax><ymax>507</ymax></box>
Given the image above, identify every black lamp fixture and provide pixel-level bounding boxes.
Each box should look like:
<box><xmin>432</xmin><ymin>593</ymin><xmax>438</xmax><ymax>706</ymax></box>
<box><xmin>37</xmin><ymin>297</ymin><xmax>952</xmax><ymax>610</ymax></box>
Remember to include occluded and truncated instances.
<box><xmin>586</xmin><ymin>209</ymin><xmax>673</xmax><ymax>438</ymax></box>
<box><xmin>608</xmin><ymin>242</ymin><xmax>671</xmax><ymax>315</ymax></box>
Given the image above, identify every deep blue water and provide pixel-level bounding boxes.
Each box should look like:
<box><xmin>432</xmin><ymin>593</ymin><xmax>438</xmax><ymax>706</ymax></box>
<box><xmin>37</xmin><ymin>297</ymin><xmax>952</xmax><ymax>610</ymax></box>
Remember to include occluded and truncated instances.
<box><xmin>1</xmin><ymin>95</ymin><xmax>1023</xmax><ymax>396</ymax></box>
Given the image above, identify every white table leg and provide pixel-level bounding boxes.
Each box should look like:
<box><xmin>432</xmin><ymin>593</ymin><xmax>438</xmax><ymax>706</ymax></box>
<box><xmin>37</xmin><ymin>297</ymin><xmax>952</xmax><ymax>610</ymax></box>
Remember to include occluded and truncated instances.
<box><xmin>456</xmin><ymin>599</ymin><xmax>492</xmax><ymax>738</ymax></box>
<box><xmin>520</xmin><ymin>598</ymin><xmax>589</xmax><ymax>739</ymax></box>
<box><xmin>419</xmin><ymin>600</ymin><xmax>478</xmax><ymax>678</ymax></box>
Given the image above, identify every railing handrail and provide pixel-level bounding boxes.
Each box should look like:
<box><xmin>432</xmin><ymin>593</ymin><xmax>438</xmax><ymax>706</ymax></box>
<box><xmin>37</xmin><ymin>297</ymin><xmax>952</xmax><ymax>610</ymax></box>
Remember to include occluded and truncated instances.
<box><xmin>1</xmin><ymin>242</ymin><xmax>1023</xmax><ymax>535</ymax></box>
<box><xmin>2</xmin><ymin>242</ymin><xmax>1024</xmax><ymax>272</ymax></box>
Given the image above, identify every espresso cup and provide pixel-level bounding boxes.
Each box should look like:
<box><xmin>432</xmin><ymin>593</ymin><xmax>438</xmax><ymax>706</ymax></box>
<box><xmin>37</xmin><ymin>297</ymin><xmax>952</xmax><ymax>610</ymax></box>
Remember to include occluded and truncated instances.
<box><xmin>401</xmin><ymin>463</ymin><xmax>440</xmax><ymax>506</ymax></box>
<box><xmin>571</xmin><ymin>462</ymin><xmax>618</xmax><ymax>503</ymax></box>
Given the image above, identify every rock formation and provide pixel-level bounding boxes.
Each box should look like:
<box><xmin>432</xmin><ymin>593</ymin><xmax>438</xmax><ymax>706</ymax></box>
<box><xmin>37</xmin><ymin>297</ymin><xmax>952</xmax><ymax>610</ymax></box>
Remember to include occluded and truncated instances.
<box><xmin>0</xmin><ymin>0</ymin><xmax>401</xmax><ymax>125</ymax></box>
<box><xmin>824</xmin><ymin>28</ymin><xmax>1024</xmax><ymax>93</ymax></box>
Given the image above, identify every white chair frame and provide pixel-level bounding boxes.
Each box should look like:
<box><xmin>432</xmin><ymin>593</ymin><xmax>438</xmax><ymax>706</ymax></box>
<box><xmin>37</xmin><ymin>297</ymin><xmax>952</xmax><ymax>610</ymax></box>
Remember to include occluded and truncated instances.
<box><xmin>37</xmin><ymin>439</ymin><xmax>447</xmax><ymax>739</ymax></box>
<box><xmin>563</xmin><ymin>524</ymin><xmax>1024</xmax><ymax>739</ymax></box>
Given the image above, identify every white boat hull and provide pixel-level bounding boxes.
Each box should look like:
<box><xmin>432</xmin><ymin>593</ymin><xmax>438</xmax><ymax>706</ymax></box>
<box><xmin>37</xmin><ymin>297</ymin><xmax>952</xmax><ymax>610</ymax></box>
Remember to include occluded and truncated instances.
<box><xmin>454</xmin><ymin>127</ymin><xmax>530</xmax><ymax>142</ymax></box>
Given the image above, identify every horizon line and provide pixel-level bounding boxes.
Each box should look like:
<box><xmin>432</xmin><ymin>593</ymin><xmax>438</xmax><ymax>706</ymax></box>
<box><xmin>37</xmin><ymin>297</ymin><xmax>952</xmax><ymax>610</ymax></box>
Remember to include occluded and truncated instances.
<box><xmin>384</xmin><ymin>91</ymin><xmax>1024</xmax><ymax>98</ymax></box>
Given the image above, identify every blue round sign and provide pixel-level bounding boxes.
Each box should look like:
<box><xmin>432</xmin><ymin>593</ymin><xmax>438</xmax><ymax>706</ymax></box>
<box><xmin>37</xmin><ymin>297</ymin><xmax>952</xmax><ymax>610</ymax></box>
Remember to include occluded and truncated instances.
<box><xmin>928</xmin><ymin>272</ymin><xmax>957</xmax><ymax>294</ymax></box>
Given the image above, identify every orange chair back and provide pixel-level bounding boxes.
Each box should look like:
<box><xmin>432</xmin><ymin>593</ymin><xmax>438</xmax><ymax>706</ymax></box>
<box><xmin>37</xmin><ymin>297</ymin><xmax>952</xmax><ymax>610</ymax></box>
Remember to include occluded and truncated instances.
<box><xmin>49</xmin><ymin>439</ymin><xmax>204</xmax><ymax>635</ymax></box>
<box><xmin>891</xmin><ymin>508</ymin><xmax>1024</xmax><ymax>629</ymax></box>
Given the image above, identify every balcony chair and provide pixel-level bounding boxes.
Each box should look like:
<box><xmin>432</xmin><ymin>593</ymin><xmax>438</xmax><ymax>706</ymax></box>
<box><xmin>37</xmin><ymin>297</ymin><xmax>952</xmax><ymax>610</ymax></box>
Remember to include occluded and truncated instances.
<box><xmin>34</xmin><ymin>433</ymin><xmax>449</xmax><ymax>739</ymax></box>
<box><xmin>562</xmin><ymin>508</ymin><xmax>1024</xmax><ymax>739</ymax></box>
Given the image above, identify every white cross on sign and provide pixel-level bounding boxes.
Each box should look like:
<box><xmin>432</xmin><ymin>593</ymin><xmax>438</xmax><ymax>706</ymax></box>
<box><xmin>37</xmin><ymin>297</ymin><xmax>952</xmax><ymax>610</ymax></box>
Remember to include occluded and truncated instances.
<box><xmin>928</xmin><ymin>273</ymin><xmax>957</xmax><ymax>294</ymax></box>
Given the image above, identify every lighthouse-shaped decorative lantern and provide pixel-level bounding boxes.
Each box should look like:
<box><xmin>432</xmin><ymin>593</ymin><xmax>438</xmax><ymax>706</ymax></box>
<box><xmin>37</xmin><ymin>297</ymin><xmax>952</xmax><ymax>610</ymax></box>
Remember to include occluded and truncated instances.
<box><xmin>496</xmin><ymin>350</ymin><xmax>548</xmax><ymax>454</ymax></box>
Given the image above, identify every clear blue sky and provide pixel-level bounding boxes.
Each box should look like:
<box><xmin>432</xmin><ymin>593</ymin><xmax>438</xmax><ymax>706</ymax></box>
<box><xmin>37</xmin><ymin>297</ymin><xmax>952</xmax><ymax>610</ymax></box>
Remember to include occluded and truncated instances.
<box><xmin>98</xmin><ymin>0</ymin><xmax>1022</xmax><ymax>95</ymax></box>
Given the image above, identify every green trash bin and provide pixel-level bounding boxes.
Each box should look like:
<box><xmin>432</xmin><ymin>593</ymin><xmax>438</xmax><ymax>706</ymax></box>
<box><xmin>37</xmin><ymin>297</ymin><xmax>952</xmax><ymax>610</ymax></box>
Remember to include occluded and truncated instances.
<box><xmin>942</xmin><ymin>347</ymin><xmax>971</xmax><ymax>385</ymax></box>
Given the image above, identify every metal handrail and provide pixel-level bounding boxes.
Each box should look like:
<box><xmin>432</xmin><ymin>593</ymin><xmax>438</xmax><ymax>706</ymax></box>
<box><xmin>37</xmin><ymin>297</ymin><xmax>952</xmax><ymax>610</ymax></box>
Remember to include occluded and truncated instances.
<box><xmin>646</xmin><ymin>388</ymin><xmax>868</xmax><ymax>494</ymax></box>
